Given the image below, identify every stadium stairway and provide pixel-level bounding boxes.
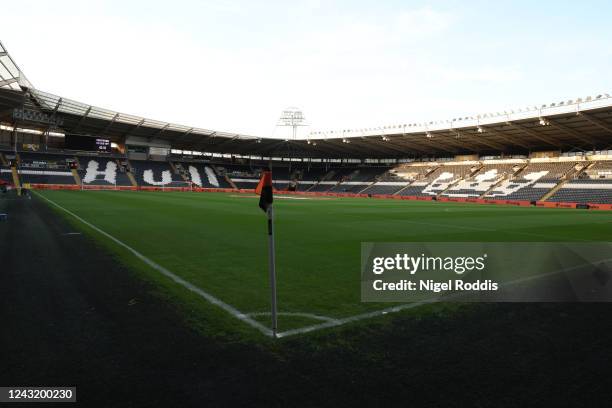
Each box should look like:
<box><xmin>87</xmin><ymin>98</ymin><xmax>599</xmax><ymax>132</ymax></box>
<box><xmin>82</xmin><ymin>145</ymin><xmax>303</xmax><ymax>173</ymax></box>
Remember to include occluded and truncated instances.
<box><xmin>540</xmin><ymin>179</ymin><xmax>570</xmax><ymax>202</ymax></box>
<box><xmin>540</xmin><ymin>162</ymin><xmax>595</xmax><ymax>202</ymax></box>
<box><xmin>393</xmin><ymin>180</ymin><xmax>417</xmax><ymax>196</ymax></box>
<box><xmin>391</xmin><ymin>179</ymin><xmax>417</xmax><ymax>195</ymax></box>
<box><xmin>71</xmin><ymin>167</ymin><xmax>82</xmax><ymax>185</ymax></box>
<box><xmin>11</xmin><ymin>164</ymin><xmax>20</xmax><ymax>189</ymax></box>
<box><xmin>224</xmin><ymin>174</ymin><xmax>238</xmax><ymax>189</ymax></box>
<box><xmin>172</xmin><ymin>162</ymin><xmax>191</xmax><ymax>183</ymax></box>
<box><xmin>207</xmin><ymin>164</ymin><xmax>235</xmax><ymax>189</ymax></box>
<box><xmin>124</xmin><ymin>159</ymin><xmax>139</xmax><ymax>187</ymax></box>
<box><xmin>390</xmin><ymin>164</ymin><xmax>439</xmax><ymax>195</ymax></box>
<box><xmin>10</xmin><ymin>152</ymin><xmax>21</xmax><ymax>187</ymax></box>
<box><xmin>127</xmin><ymin>172</ymin><xmax>138</xmax><ymax>187</ymax></box>
<box><xmin>358</xmin><ymin>181</ymin><xmax>377</xmax><ymax>194</ymax></box>
<box><xmin>304</xmin><ymin>169</ymin><xmax>336</xmax><ymax>192</ymax></box>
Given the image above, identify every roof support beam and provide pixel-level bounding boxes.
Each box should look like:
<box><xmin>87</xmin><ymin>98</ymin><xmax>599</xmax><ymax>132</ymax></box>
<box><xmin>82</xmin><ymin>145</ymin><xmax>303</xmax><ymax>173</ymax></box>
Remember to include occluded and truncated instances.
<box><xmin>73</xmin><ymin>106</ymin><xmax>92</xmax><ymax>133</ymax></box>
<box><xmin>147</xmin><ymin>123</ymin><xmax>170</xmax><ymax>142</ymax></box>
<box><xmin>95</xmin><ymin>113</ymin><xmax>120</xmax><ymax>137</ymax></box>
<box><xmin>209</xmin><ymin>135</ymin><xmax>241</xmax><ymax>151</ymax></box>
<box><xmin>122</xmin><ymin>118</ymin><xmax>145</xmax><ymax>138</ymax></box>
<box><xmin>0</xmin><ymin>78</ymin><xmax>18</xmax><ymax>87</ymax></box>
<box><xmin>174</xmin><ymin>128</ymin><xmax>194</xmax><ymax>143</ymax></box>
<box><xmin>577</xmin><ymin>111</ymin><xmax>612</xmax><ymax>134</ymax></box>
<box><xmin>505</xmin><ymin>122</ymin><xmax>560</xmax><ymax>148</ymax></box>
<box><xmin>188</xmin><ymin>132</ymin><xmax>218</xmax><ymax>151</ymax></box>
<box><xmin>52</xmin><ymin>97</ymin><xmax>63</xmax><ymax>114</ymax></box>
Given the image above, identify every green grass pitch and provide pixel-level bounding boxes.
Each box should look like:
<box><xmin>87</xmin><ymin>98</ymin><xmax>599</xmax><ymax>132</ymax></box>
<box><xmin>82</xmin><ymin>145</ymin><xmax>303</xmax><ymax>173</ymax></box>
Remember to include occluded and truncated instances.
<box><xmin>35</xmin><ymin>190</ymin><xmax>612</xmax><ymax>338</ymax></box>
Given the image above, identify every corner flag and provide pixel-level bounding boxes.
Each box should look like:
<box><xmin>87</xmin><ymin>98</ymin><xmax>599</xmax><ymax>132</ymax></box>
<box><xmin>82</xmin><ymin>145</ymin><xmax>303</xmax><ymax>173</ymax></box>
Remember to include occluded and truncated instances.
<box><xmin>256</xmin><ymin>170</ymin><xmax>278</xmax><ymax>337</ymax></box>
<box><xmin>256</xmin><ymin>171</ymin><xmax>273</xmax><ymax>212</ymax></box>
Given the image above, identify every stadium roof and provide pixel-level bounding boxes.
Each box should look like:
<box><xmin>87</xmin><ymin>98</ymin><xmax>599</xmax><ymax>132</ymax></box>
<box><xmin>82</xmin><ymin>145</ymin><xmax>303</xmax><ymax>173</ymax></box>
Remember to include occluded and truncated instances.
<box><xmin>1</xmin><ymin>40</ymin><xmax>611</xmax><ymax>159</ymax></box>
<box><xmin>0</xmin><ymin>42</ymin><xmax>32</xmax><ymax>91</ymax></box>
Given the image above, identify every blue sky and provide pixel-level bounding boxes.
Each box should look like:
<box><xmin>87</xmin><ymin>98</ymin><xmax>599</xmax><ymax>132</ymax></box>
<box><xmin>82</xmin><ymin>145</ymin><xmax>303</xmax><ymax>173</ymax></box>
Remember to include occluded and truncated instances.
<box><xmin>2</xmin><ymin>0</ymin><xmax>611</xmax><ymax>138</ymax></box>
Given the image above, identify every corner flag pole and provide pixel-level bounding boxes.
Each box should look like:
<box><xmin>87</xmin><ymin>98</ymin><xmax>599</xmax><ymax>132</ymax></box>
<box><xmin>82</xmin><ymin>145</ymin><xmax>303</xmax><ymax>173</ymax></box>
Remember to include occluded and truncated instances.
<box><xmin>266</xmin><ymin>205</ymin><xmax>278</xmax><ymax>337</ymax></box>
<box><xmin>257</xmin><ymin>170</ymin><xmax>278</xmax><ymax>337</ymax></box>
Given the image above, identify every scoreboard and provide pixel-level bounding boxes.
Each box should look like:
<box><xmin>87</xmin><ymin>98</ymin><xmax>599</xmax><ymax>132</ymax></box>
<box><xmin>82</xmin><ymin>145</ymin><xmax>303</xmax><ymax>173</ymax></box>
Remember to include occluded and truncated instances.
<box><xmin>94</xmin><ymin>138</ymin><xmax>111</xmax><ymax>152</ymax></box>
<box><xmin>65</xmin><ymin>135</ymin><xmax>111</xmax><ymax>152</ymax></box>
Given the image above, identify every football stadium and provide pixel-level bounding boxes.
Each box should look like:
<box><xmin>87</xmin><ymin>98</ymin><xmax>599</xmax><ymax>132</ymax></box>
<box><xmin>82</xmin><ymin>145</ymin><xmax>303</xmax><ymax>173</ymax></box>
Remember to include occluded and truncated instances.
<box><xmin>2</xmin><ymin>2</ymin><xmax>612</xmax><ymax>406</ymax></box>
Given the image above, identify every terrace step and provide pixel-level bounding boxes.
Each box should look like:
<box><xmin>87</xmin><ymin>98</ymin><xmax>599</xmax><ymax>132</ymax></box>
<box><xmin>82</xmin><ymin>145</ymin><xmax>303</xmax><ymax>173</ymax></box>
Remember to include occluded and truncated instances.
<box><xmin>11</xmin><ymin>165</ymin><xmax>21</xmax><ymax>195</ymax></box>
<box><xmin>540</xmin><ymin>162</ymin><xmax>593</xmax><ymax>202</ymax></box>
<box><xmin>540</xmin><ymin>179</ymin><xmax>569</xmax><ymax>202</ymax></box>
<box><xmin>358</xmin><ymin>181</ymin><xmax>377</xmax><ymax>194</ymax></box>
<box><xmin>127</xmin><ymin>171</ymin><xmax>139</xmax><ymax>187</ymax></box>
<box><xmin>71</xmin><ymin>168</ymin><xmax>82</xmax><ymax>185</ymax></box>
<box><xmin>225</xmin><ymin>174</ymin><xmax>237</xmax><ymax>189</ymax></box>
<box><xmin>169</xmin><ymin>161</ymin><xmax>178</xmax><ymax>174</ymax></box>
<box><xmin>393</xmin><ymin>180</ymin><xmax>416</xmax><ymax>195</ymax></box>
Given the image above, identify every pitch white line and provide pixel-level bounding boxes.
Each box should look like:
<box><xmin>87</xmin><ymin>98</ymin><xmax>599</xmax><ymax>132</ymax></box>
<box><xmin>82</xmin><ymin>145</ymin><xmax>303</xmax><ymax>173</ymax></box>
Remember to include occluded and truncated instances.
<box><xmin>276</xmin><ymin>257</ymin><xmax>612</xmax><ymax>338</ymax></box>
<box><xmin>247</xmin><ymin>312</ymin><xmax>340</xmax><ymax>323</ymax></box>
<box><xmin>34</xmin><ymin>191</ymin><xmax>274</xmax><ymax>337</ymax></box>
<box><xmin>276</xmin><ymin>301</ymin><xmax>437</xmax><ymax>338</ymax></box>
<box><xmin>33</xmin><ymin>191</ymin><xmax>609</xmax><ymax>339</ymax></box>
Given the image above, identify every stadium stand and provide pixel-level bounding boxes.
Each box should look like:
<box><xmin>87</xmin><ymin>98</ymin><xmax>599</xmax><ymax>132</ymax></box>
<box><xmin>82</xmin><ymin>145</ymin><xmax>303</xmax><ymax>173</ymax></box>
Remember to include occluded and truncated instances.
<box><xmin>2</xmin><ymin>147</ymin><xmax>612</xmax><ymax>205</ymax></box>
<box><xmin>0</xmin><ymin>153</ymin><xmax>13</xmax><ymax>185</ymax></box>
<box><xmin>130</xmin><ymin>159</ymin><xmax>187</xmax><ymax>187</ymax></box>
<box><xmin>547</xmin><ymin>179</ymin><xmax>612</xmax><ymax>204</ymax></box>
<box><xmin>78</xmin><ymin>156</ymin><xmax>132</xmax><ymax>186</ymax></box>
<box><xmin>547</xmin><ymin>161</ymin><xmax>612</xmax><ymax>204</ymax></box>
<box><xmin>441</xmin><ymin>162</ymin><xmax>522</xmax><ymax>198</ymax></box>
<box><xmin>328</xmin><ymin>167</ymin><xmax>389</xmax><ymax>193</ymax></box>
<box><xmin>17</xmin><ymin>152</ymin><xmax>76</xmax><ymax>185</ymax></box>
<box><xmin>360</xmin><ymin>165</ymin><xmax>422</xmax><ymax>195</ymax></box>
<box><xmin>398</xmin><ymin>162</ymin><xmax>478</xmax><ymax>196</ymax></box>
<box><xmin>172</xmin><ymin>161</ymin><xmax>228</xmax><ymax>188</ymax></box>
<box><xmin>484</xmin><ymin>161</ymin><xmax>581</xmax><ymax>201</ymax></box>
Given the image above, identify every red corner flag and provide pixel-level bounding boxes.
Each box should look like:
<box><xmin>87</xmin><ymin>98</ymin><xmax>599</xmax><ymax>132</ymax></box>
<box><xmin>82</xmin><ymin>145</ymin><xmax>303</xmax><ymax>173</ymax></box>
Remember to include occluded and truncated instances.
<box><xmin>256</xmin><ymin>171</ymin><xmax>273</xmax><ymax>213</ymax></box>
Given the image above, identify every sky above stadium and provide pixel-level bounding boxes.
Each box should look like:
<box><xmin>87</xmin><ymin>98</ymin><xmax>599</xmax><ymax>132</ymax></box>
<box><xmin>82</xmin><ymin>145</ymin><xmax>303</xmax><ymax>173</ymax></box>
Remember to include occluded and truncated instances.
<box><xmin>2</xmin><ymin>0</ymin><xmax>612</xmax><ymax>139</ymax></box>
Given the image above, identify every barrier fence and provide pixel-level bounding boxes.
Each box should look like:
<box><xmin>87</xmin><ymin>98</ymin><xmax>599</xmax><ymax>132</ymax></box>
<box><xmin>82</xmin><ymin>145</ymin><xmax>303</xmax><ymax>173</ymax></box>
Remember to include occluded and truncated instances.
<box><xmin>26</xmin><ymin>183</ymin><xmax>612</xmax><ymax>211</ymax></box>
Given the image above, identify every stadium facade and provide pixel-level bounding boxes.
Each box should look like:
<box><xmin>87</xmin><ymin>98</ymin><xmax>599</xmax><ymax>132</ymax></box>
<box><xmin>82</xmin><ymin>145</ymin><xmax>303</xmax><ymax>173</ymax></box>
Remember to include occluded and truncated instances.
<box><xmin>0</xmin><ymin>40</ymin><xmax>611</xmax><ymax>208</ymax></box>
